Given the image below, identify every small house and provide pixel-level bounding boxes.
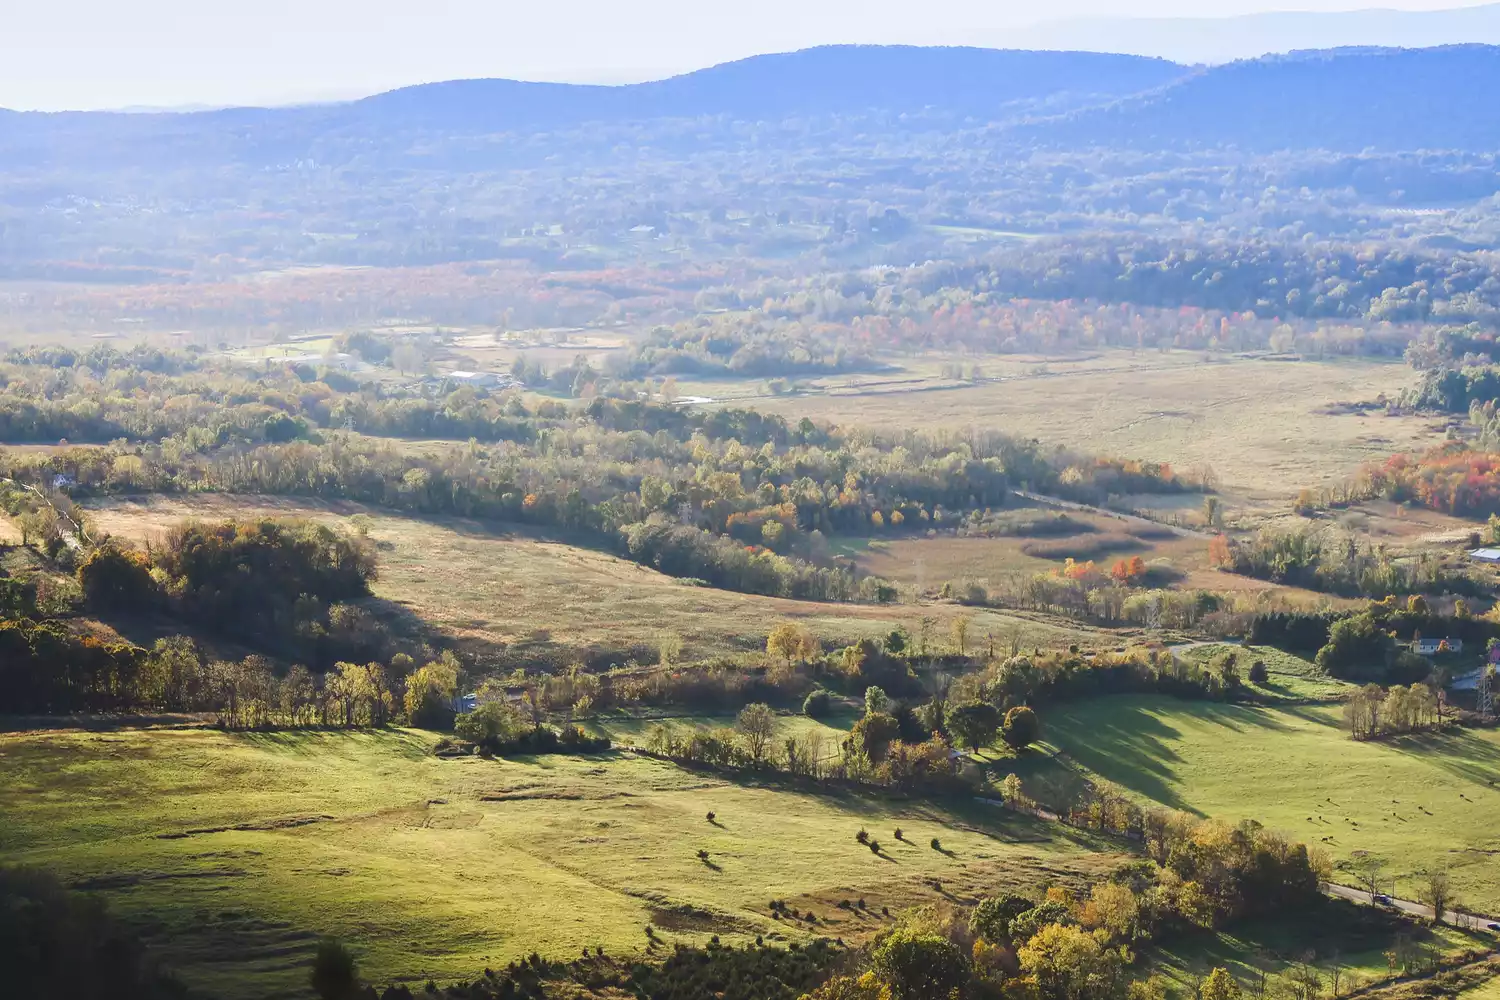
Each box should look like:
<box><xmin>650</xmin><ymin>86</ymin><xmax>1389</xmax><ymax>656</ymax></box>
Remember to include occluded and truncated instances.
<box><xmin>1414</xmin><ymin>637</ymin><xmax>1462</xmax><ymax>656</ymax></box>
<box><xmin>1470</xmin><ymin>548</ymin><xmax>1500</xmax><ymax>564</ymax></box>
<box><xmin>444</xmin><ymin>370</ymin><xmax>500</xmax><ymax>388</ymax></box>
<box><xmin>443</xmin><ymin>371</ymin><xmax>521</xmax><ymax>390</ymax></box>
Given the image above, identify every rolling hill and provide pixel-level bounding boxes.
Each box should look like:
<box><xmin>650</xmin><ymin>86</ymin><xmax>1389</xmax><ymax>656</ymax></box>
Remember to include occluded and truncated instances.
<box><xmin>4</xmin><ymin>44</ymin><xmax>1500</xmax><ymax>165</ymax></box>
<box><xmin>1012</xmin><ymin>3</ymin><xmax>1500</xmax><ymax>65</ymax></box>
<box><xmin>1022</xmin><ymin>44</ymin><xmax>1500</xmax><ymax>153</ymax></box>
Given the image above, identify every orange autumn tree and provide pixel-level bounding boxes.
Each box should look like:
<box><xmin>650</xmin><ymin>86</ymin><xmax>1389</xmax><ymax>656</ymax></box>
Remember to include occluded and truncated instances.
<box><xmin>1110</xmin><ymin>555</ymin><xmax>1147</xmax><ymax>583</ymax></box>
<box><xmin>1059</xmin><ymin>558</ymin><xmax>1102</xmax><ymax>584</ymax></box>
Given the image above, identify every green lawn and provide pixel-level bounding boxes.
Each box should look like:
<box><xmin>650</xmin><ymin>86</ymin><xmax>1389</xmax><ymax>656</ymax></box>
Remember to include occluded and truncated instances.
<box><xmin>1149</xmin><ymin>903</ymin><xmax>1486</xmax><ymax>996</ymax></box>
<box><xmin>1032</xmin><ymin>696</ymin><xmax>1500</xmax><ymax>914</ymax></box>
<box><xmin>0</xmin><ymin>726</ymin><xmax>1109</xmax><ymax>999</ymax></box>
<box><xmin>1181</xmin><ymin>644</ymin><xmax>1355</xmax><ymax>702</ymax></box>
<box><xmin>585</xmin><ymin>709</ymin><xmax>858</xmax><ymax>748</ymax></box>
<box><xmin>1461</xmin><ymin>970</ymin><xmax>1500</xmax><ymax>1000</ymax></box>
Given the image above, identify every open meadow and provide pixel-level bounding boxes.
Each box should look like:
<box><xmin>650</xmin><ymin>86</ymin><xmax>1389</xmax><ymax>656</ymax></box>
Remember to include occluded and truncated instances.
<box><xmin>711</xmin><ymin>354</ymin><xmax>1443</xmax><ymax>498</ymax></box>
<box><xmin>846</xmin><ymin>511</ymin><xmax>1249</xmax><ymax>596</ymax></box>
<box><xmin>0</xmin><ymin>725</ymin><xmax>1116</xmax><ymax>999</ymax></box>
<box><xmin>1027</xmin><ymin>695</ymin><xmax>1500</xmax><ymax>914</ymax></box>
<box><xmin>79</xmin><ymin>494</ymin><xmax>1107</xmax><ymax>665</ymax></box>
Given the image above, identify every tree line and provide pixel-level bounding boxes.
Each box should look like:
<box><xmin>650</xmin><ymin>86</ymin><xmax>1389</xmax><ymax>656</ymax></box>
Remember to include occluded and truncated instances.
<box><xmin>0</xmin><ymin>373</ymin><xmax>1189</xmax><ymax>603</ymax></box>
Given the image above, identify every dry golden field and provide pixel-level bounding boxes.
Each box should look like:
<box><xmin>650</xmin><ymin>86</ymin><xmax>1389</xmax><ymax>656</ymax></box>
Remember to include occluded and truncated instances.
<box><xmin>700</xmin><ymin>354</ymin><xmax>1443</xmax><ymax>497</ymax></box>
<box><xmin>84</xmin><ymin>495</ymin><xmax>1106</xmax><ymax>662</ymax></box>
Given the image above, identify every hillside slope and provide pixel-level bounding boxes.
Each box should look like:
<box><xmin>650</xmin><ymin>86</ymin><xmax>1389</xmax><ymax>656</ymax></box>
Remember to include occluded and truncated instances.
<box><xmin>1024</xmin><ymin>45</ymin><xmax>1500</xmax><ymax>152</ymax></box>
<box><xmin>337</xmin><ymin>46</ymin><xmax>1188</xmax><ymax>129</ymax></box>
<box><xmin>1012</xmin><ymin>3</ymin><xmax>1500</xmax><ymax>64</ymax></box>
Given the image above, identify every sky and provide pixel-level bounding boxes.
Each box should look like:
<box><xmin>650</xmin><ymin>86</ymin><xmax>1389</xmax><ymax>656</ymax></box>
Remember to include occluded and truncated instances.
<box><xmin>0</xmin><ymin>0</ymin><xmax>1494</xmax><ymax>111</ymax></box>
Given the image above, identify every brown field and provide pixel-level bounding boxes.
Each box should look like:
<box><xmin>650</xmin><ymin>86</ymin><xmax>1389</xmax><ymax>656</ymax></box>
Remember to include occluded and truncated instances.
<box><xmin>85</xmin><ymin>495</ymin><xmax>1106</xmax><ymax>662</ymax></box>
<box><xmin>702</xmin><ymin>354</ymin><xmax>1441</xmax><ymax>499</ymax></box>
<box><xmin>852</xmin><ymin>524</ymin><xmax>1286</xmax><ymax>598</ymax></box>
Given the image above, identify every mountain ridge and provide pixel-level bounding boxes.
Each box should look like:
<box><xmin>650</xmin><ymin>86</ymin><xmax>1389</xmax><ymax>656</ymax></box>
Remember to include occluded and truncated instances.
<box><xmin>3</xmin><ymin>44</ymin><xmax>1500</xmax><ymax>161</ymax></box>
<box><xmin>1009</xmin><ymin>3</ymin><xmax>1500</xmax><ymax>65</ymax></box>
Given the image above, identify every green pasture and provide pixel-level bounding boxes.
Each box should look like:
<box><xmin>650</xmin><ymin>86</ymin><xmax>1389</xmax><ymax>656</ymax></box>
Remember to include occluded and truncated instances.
<box><xmin>1150</xmin><ymin>904</ymin><xmax>1485</xmax><ymax>996</ymax></box>
<box><xmin>0</xmin><ymin>725</ymin><xmax>1109</xmax><ymax>999</ymax></box>
<box><xmin>1029</xmin><ymin>696</ymin><xmax>1500</xmax><ymax>914</ymax></box>
<box><xmin>1181</xmin><ymin>644</ymin><xmax>1356</xmax><ymax>702</ymax></box>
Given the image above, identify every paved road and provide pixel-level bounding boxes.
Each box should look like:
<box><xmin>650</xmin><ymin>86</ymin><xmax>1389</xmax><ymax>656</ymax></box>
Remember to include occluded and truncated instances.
<box><xmin>1325</xmin><ymin>881</ymin><xmax>1500</xmax><ymax>929</ymax></box>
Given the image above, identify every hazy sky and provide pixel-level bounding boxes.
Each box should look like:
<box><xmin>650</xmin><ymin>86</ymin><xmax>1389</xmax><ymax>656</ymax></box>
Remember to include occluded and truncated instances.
<box><xmin>1</xmin><ymin>0</ymin><xmax>1493</xmax><ymax>111</ymax></box>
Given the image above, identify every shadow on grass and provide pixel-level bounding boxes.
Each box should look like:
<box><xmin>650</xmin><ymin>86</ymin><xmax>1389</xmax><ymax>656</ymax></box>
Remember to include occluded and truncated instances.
<box><xmin>1043</xmin><ymin>696</ymin><xmax>1308</xmax><ymax>814</ymax></box>
<box><xmin>1383</xmin><ymin>727</ymin><xmax>1500</xmax><ymax>789</ymax></box>
<box><xmin>1149</xmin><ymin>896</ymin><xmax>1455</xmax><ymax>984</ymax></box>
<box><xmin>235</xmin><ymin>726</ymin><xmax>435</xmax><ymax>760</ymax></box>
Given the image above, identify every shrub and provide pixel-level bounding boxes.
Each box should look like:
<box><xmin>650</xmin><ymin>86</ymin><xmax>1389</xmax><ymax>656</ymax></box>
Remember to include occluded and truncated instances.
<box><xmin>0</xmin><ymin>865</ymin><xmax>192</xmax><ymax>1000</ymax></box>
<box><xmin>948</xmin><ymin>701</ymin><xmax>1000</xmax><ymax>752</ymax></box>
<box><xmin>802</xmin><ymin>689</ymin><xmax>832</xmax><ymax>718</ymax></box>
<box><xmin>930</xmin><ymin>837</ymin><xmax>941</xmax><ymax>851</ymax></box>
<box><xmin>454</xmin><ymin>702</ymin><xmax>530</xmax><ymax>745</ymax></box>
<box><xmin>969</xmin><ymin>893</ymin><xmax>1035</xmax><ymax>944</ymax></box>
<box><xmin>1008</xmin><ymin>900</ymin><xmax>1074</xmax><ymax>942</ymax></box>
<box><xmin>77</xmin><ymin>544</ymin><xmax>158</xmax><ymax>613</ymax></box>
<box><xmin>1248</xmin><ymin>660</ymin><xmax>1270</xmax><ymax>685</ymax></box>
<box><xmin>871</xmin><ymin>927</ymin><xmax>971</xmax><ymax>1000</ymax></box>
<box><xmin>310</xmin><ymin>938</ymin><xmax>359</xmax><ymax>1000</ymax></box>
<box><xmin>1002</xmin><ymin>705</ymin><xmax>1041</xmax><ymax>750</ymax></box>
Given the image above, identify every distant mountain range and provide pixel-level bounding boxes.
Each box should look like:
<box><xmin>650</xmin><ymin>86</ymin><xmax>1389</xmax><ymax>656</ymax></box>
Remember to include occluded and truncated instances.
<box><xmin>3</xmin><ymin>44</ymin><xmax>1500</xmax><ymax>163</ymax></box>
<box><xmin>1011</xmin><ymin>3</ymin><xmax>1500</xmax><ymax>65</ymax></box>
<box><xmin>1024</xmin><ymin>44</ymin><xmax>1500</xmax><ymax>153</ymax></box>
<box><xmin>332</xmin><ymin>46</ymin><xmax>1185</xmax><ymax>129</ymax></box>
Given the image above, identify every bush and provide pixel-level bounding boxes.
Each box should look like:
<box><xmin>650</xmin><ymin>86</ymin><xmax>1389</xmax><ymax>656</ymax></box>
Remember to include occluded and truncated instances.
<box><xmin>969</xmin><ymin>893</ymin><xmax>1035</xmax><ymax>944</ymax></box>
<box><xmin>455</xmin><ymin>706</ymin><xmax>610</xmax><ymax>756</ymax></box>
<box><xmin>310</xmin><ymin>938</ymin><xmax>359</xmax><ymax>1000</ymax></box>
<box><xmin>0</xmin><ymin>866</ymin><xmax>191</xmax><ymax>1000</ymax></box>
<box><xmin>77</xmin><ymin>545</ymin><xmax>158</xmax><ymax>612</ymax></box>
<box><xmin>1248</xmin><ymin>660</ymin><xmax>1270</xmax><ymax>685</ymax></box>
<box><xmin>454</xmin><ymin>702</ymin><xmax>530</xmax><ymax>745</ymax></box>
<box><xmin>802</xmin><ymin>688</ymin><xmax>832</xmax><ymax>718</ymax></box>
<box><xmin>1002</xmin><ymin>705</ymin><xmax>1041</xmax><ymax>750</ymax></box>
<box><xmin>871</xmin><ymin>927</ymin><xmax>970</xmax><ymax>1000</ymax></box>
<box><xmin>1008</xmin><ymin>900</ymin><xmax>1074</xmax><ymax>942</ymax></box>
<box><xmin>948</xmin><ymin>701</ymin><xmax>1000</xmax><ymax>752</ymax></box>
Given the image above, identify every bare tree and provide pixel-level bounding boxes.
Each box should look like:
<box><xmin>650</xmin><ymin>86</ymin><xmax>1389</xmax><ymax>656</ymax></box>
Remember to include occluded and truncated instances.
<box><xmin>1420</xmin><ymin>868</ymin><xmax>1451</xmax><ymax>925</ymax></box>
<box><xmin>736</xmin><ymin>703</ymin><xmax>777</xmax><ymax>764</ymax></box>
<box><xmin>1351</xmin><ymin>853</ymin><xmax>1386</xmax><ymax>902</ymax></box>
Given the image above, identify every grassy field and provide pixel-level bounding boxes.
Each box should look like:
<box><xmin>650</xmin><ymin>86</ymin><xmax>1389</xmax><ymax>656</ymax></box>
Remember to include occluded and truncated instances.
<box><xmin>1149</xmin><ymin>908</ymin><xmax>1486</xmax><ymax>996</ymax></box>
<box><xmin>849</xmin><ymin>515</ymin><xmax>1243</xmax><ymax>597</ymax></box>
<box><xmin>1029</xmin><ymin>696</ymin><xmax>1500</xmax><ymax>914</ymax></box>
<box><xmin>81</xmin><ymin>494</ymin><xmax>1105</xmax><ymax>664</ymax></box>
<box><xmin>1178</xmin><ymin>644</ymin><xmax>1356</xmax><ymax>702</ymax></box>
<box><xmin>0</xmin><ymin>725</ymin><xmax>1115</xmax><ymax>998</ymax></box>
<box><xmin>587</xmin><ymin>709</ymin><xmax>859</xmax><ymax>748</ymax></box>
<box><xmin>1462</xmin><ymin>971</ymin><xmax>1500</xmax><ymax>1000</ymax></box>
<box><xmin>703</xmin><ymin>354</ymin><xmax>1441</xmax><ymax>498</ymax></box>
